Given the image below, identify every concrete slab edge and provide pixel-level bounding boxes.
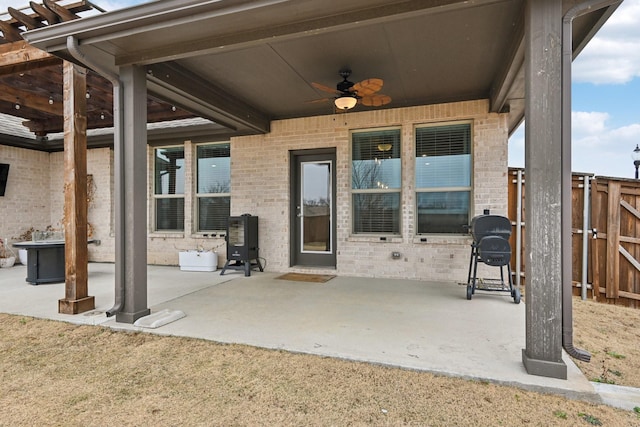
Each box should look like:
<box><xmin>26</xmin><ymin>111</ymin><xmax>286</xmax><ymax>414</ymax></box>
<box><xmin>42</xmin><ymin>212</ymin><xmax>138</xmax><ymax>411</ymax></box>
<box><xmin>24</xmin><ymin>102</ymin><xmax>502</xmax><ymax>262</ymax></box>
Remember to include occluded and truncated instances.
<box><xmin>591</xmin><ymin>382</ymin><xmax>640</xmax><ymax>411</ymax></box>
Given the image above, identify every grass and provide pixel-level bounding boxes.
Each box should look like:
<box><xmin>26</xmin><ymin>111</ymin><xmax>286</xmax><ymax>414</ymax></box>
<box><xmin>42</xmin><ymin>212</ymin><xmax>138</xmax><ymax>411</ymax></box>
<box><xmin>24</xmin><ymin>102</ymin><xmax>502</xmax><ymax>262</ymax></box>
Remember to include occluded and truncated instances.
<box><xmin>1</xmin><ymin>295</ymin><xmax>640</xmax><ymax>426</ymax></box>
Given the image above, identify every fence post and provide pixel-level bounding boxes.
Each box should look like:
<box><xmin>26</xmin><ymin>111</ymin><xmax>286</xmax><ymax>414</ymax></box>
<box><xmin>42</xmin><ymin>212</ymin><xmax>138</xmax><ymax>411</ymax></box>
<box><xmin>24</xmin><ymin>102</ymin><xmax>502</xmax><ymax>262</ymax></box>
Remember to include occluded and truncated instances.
<box><xmin>606</xmin><ymin>181</ymin><xmax>621</xmax><ymax>299</ymax></box>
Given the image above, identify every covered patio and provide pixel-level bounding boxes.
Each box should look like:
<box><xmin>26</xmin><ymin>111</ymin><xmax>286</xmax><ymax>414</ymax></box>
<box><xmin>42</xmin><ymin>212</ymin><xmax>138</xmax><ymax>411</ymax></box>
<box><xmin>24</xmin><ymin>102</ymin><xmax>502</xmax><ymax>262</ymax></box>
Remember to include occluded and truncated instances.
<box><xmin>0</xmin><ymin>262</ymin><xmax>596</xmax><ymax>401</ymax></box>
<box><xmin>0</xmin><ymin>0</ymin><xmax>624</xmax><ymax>380</ymax></box>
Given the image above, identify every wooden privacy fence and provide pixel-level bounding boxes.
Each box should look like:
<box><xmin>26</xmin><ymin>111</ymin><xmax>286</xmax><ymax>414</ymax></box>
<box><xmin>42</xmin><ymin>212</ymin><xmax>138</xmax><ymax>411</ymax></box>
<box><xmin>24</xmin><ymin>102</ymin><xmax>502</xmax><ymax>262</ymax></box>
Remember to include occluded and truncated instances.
<box><xmin>508</xmin><ymin>167</ymin><xmax>640</xmax><ymax>308</ymax></box>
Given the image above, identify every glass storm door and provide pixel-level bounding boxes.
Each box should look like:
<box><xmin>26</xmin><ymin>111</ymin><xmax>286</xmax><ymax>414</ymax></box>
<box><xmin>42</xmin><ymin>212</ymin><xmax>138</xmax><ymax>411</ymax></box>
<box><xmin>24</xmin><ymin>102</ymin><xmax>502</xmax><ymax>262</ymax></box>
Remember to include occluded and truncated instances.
<box><xmin>292</xmin><ymin>151</ymin><xmax>336</xmax><ymax>267</ymax></box>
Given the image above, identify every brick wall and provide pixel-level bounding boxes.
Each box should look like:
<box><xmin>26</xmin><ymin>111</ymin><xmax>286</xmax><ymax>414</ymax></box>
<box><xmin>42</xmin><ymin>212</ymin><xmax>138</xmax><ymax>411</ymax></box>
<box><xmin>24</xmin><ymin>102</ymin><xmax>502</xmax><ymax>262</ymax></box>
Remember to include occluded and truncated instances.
<box><xmin>0</xmin><ymin>146</ymin><xmax>52</xmax><ymax>247</ymax></box>
<box><xmin>87</xmin><ymin>148</ymin><xmax>114</xmax><ymax>261</ymax></box>
<box><xmin>146</xmin><ymin>140</ymin><xmax>228</xmax><ymax>266</ymax></box>
<box><xmin>231</xmin><ymin>101</ymin><xmax>509</xmax><ymax>281</ymax></box>
<box><xmin>48</xmin><ymin>148</ymin><xmax>115</xmax><ymax>262</ymax></box>
<box><xmin>3</xmin><ymin>100</ymin><xmax>508</xmax><ymax>282</ymax></box>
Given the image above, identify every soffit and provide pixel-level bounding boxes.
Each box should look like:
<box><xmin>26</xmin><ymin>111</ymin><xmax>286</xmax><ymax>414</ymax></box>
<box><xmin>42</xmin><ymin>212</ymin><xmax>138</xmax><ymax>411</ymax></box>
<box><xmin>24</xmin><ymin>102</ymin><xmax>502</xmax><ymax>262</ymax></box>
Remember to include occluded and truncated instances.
<box><xmin>173</xmin><ymin>3</ymin><xmax>521</xmax><ymax>120</ymax></box>
<box><xmin>21</xmin><ymin>0</ymin><xmax>621</xmax><ymax>138</ymax></box>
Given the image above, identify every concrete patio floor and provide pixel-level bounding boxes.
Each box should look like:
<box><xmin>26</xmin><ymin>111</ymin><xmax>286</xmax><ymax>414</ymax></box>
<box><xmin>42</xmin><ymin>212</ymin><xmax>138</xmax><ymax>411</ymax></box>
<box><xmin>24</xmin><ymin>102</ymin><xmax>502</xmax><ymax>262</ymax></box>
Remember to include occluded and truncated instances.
<box><xmin>0</xmin><ymin>262</ymin><xmax>635</xmax><ymax>409</ymax></box>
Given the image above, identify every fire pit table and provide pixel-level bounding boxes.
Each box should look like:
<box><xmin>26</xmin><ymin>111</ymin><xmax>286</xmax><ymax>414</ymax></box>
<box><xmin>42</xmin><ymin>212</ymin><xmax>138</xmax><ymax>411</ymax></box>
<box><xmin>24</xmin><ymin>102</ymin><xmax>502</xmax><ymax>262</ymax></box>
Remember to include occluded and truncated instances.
<box><xmin>13</xmin><ymin>239</ymin><xmax>97</xmax><ymax>285</ymax></box>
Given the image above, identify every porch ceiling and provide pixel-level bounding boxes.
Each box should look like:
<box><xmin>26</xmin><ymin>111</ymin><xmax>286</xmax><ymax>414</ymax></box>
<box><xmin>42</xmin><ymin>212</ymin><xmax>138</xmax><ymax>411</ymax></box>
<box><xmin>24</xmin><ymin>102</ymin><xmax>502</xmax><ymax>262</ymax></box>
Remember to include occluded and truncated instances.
<box><xmin>18</xmin><ymin>0</ymin><xmax>619</xmax><ymax>140</ymax></box>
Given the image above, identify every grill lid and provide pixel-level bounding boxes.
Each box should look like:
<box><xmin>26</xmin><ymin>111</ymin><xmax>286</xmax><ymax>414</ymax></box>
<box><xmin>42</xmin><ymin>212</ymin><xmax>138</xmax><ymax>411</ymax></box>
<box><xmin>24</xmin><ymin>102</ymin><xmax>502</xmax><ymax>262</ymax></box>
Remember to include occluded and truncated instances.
<box><xmin>470</xmin><ymin>215</ymin><xmax>512</xmax><ymax>243</ymax></box>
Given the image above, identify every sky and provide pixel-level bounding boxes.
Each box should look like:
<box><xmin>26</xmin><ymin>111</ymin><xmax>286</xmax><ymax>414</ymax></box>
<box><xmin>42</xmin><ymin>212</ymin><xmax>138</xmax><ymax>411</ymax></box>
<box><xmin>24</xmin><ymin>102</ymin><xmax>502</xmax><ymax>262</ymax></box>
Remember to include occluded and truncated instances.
<box><xmin>0</xmin><ymin>0</ymin><xmax>151</xmax><ymax>15</ymax></box>
<box><xmin>509</xmin><ymin>0</ymin><xmax>640</xmax><ymax>178</ymax></box>
<box><xmin>2</xmin><ymin>0</ymin><xmax>639</xmax><ymax>177</ymax></box>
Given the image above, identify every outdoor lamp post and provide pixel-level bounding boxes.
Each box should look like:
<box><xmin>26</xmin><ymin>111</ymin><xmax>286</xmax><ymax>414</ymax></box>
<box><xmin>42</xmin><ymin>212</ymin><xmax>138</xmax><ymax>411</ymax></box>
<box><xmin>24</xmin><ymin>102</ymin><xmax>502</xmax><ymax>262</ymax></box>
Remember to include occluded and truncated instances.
<box><xmin>633</xmin><ymin>145</ymin><xmax>640</xmax><ymax>179</ymax></box>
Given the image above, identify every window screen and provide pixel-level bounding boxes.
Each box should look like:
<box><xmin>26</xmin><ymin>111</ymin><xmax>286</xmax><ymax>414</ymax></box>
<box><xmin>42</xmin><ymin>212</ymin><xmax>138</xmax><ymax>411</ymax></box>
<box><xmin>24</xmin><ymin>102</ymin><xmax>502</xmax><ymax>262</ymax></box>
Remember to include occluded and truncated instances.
<box><xmin>415</xmin><ymin>123</ymin><xmax>472</xmax><ymax>234</ymax></box>
<box><xmin>154</xmin><ymin>147</ymin><xmax>185</xmax><ymax>231</ymax></box>
<box><xmin>352</xmin><ymin>129</ymin><xmax>401</xmax><ymax>234</ymax></box>
<box><xmin>197</xmin><ymin>143</ymin><xmax>231</xmax><ymax>231</ymax></box>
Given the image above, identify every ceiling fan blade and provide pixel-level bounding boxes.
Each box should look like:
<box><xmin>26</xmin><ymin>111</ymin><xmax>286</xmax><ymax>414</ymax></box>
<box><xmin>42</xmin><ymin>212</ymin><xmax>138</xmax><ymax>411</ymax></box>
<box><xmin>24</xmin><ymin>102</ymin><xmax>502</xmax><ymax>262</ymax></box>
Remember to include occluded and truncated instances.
<box><xmin>306</xmin><ymin>97</ymin><xmax>331</xmax><ymax>104</ymax></box>
<box><xmin>311</xmin><ymin>82</ymin><xmax>341</xmax><ymax>95</ymax></box>
<box><xmin>351</xmin><ymin>78</ymin><xmax>383</xmax><ymax>96</ymax></box>
<box><xmin>360</xmin><ymin>94</ymin><xmax>391</xmax><ymax>107</ymax></box>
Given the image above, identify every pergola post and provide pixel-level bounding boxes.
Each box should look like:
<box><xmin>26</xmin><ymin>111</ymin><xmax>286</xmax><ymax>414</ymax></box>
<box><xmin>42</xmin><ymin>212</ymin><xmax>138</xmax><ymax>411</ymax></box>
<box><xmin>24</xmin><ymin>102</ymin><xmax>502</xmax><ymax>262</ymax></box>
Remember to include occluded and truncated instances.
<box><xmin>522</xmin><ymin>0</ymin><xmax>567</xmax><ymax>379</ymax></box>
<box><xmin>59</xmin><ymin>61</ymin><xmax>95</xmax><ymax>314</ymax></box>
<box><xmin>115</xmin><ymin>64</ymin><xmax>150</xmax><ymax>323</ymax></box>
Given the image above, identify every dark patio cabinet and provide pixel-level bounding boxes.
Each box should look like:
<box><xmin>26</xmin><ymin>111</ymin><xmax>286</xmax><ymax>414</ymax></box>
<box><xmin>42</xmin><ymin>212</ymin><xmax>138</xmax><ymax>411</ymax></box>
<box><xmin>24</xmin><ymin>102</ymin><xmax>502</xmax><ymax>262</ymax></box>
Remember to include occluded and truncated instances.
<box><xmin>13</xmin><ymin>241</ymin><xmax>66</xmax><ymax>285</ymax></box>
<box><xmin>220</xmin><ymin>214</ymin><xmax>263</xmax><ymax>276</ymax></box>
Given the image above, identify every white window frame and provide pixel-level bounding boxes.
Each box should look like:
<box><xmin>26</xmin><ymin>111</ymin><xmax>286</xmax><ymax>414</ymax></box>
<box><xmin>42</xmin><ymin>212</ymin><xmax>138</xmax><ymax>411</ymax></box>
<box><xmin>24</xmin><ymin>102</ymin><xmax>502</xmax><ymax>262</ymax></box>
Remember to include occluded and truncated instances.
<box><xmin>415</xmin><ymin>121</ymin><xmax>473</xmax><ymax>235</ymax></box>
<box><xmin>195</xmin><ymin>142</ymin><xmax>231</xmax><ymax>233</ymax></box>
<box><xmin>153</xmin><ymin>145</ymin><xmax>185</xmax><ymax>232</ymax></box>
<box><xmin>350</xmin><ymin>127</ymin><xmax>402</xmax><ymax>235</ymax></box>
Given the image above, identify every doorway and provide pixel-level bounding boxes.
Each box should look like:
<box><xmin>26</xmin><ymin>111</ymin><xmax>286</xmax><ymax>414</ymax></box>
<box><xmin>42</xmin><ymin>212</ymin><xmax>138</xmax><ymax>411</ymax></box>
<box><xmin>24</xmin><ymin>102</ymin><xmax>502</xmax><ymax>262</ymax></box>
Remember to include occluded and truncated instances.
<box><xmin>290</xmin><ymin>149</ymin><xmax>336</xmax><ymax>268</ymax></box>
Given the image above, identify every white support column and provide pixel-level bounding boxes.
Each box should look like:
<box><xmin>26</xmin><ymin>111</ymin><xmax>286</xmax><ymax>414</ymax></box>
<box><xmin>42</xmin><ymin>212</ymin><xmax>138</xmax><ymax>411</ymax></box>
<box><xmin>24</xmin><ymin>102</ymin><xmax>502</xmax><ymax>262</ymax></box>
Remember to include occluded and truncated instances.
<box><xmin>522</xmin><ymin>0</ymin><xmax>567</xmax><ymax>379</ymax></box>
<box><xmin>115</xmin><ymin>64</ymin><xmax>150</xmax><ymax>323</ymax></box>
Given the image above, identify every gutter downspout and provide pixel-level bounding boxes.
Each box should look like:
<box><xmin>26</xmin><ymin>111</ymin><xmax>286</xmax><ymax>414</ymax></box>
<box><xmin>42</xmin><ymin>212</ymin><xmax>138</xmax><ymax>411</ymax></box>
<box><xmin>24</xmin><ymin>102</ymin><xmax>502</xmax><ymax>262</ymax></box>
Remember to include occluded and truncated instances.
<box><xmin>66</xmin><ymin>36</ymin><xmax>125</xmax><ymax>317</ymax></box>
<box><xmin>561</xmin><ymin>0</ymin><xmax>620</xmax><ymax>362</ymax></box>
<box><xmin>581</xmin><ymin>175</ymin><xmax>591</xmax><ymax>300</ymax></box>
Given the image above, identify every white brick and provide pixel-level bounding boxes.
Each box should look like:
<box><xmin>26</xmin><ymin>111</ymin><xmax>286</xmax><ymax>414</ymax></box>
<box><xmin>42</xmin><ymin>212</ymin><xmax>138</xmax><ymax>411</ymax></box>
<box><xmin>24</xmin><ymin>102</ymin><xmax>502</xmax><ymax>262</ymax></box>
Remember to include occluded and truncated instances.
<box><xmin>2</xmin><ymin>100</ymin><xmax>508</xmax><ymax>282</ymax></box>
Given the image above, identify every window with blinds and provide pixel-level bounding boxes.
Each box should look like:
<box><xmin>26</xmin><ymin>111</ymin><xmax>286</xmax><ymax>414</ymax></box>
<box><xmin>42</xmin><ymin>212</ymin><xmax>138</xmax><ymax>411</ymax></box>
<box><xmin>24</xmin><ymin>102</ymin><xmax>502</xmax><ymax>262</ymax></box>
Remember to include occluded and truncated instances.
<box><xmin>154</xmin><ymin>146</ymin><xmax>185</xmax><ymax>231</ymax></box>
<box><xmin>415</xmin><ymin>123</ymin><xmax>472</xmax><ymax>234</ymax></box>
<box><xmin>351</xmin><ymin>128</ymin><xmax>401</xmax><ymax>234</ymax></box>
<box><xmin>197</xmin><ymin>143</ymin><xmax>231</xmax><ymax>231</ymax></box>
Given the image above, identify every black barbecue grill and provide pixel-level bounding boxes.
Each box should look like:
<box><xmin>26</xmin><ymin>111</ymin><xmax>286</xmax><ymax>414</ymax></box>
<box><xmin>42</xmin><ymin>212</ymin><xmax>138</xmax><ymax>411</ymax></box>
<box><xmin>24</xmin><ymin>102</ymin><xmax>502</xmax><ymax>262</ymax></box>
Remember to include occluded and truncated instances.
<box><xmin>466</xmin><ymin>214</ymin><xmax>520</xmax><ymax>303</ymax></box>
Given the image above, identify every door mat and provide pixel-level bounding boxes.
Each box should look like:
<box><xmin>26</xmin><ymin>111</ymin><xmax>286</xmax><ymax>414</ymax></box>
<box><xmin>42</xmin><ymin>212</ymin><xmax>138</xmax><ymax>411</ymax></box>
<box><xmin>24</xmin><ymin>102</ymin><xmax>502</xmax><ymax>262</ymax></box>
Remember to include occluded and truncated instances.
<box><xmin>275</xmin><ymin>272</ymin><xmax>336</xmax><ymax>283</ymax></box>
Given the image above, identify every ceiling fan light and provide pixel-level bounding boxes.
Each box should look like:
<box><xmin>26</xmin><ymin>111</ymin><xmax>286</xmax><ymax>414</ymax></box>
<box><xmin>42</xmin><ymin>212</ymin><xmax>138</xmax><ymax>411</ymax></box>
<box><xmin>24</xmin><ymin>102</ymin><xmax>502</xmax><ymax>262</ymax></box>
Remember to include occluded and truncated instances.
<box><xmin>334</xmin><ymin>95</ymin><xmax>357</xmax><ymax>110</ymax></box>
<box><xmin>377</xmin><ymin>143</ymin><xmax>392</xmax><ymax>152</ymax></box>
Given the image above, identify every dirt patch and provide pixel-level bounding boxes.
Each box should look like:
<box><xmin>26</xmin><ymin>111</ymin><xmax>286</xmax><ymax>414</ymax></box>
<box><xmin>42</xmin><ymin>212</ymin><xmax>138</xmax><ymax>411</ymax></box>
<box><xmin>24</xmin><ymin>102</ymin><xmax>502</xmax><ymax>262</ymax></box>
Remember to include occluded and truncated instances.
<box><xmin>0</xmin><ymin>297</ymin><xmax>639</xmax><ymax>426</ymax></box>
<box><xmin>573</xmin><ymin>298</ymin><xmax>640</xmax><ymax>388</ymax></box>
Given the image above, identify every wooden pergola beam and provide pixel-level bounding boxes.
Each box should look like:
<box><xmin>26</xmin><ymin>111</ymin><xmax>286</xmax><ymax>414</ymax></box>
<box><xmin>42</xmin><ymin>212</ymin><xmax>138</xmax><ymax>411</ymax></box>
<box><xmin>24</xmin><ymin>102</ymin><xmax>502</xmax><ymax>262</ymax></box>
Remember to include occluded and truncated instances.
<box><xmin>20</xmin><ymin>106</ymin><xmax>194</xmax><ymax>135</ymax></box>
<box><xmin>0</xmin><ymin>41</ymin><xmax>60</xmax><ymax>75</ymax></box>
<box><xmin>0</xmin><ymin>21</ymin><xmax>22</xmax><ymax>42</ymax></box>
<box><xmin>8</xmin><ymin>7</ymin><xmax>46</xmax><ymax>30</ymax></box>
<box><xmin>0</xmin><ymin>1</ymin><xmax>88</xmax><ymax>44</ymax></box>
<box><xmin>0</xmin><ymin>83</ymin><xmax>62</xmax><ymax>115</ymax></box>
<box><xmin>0</xmin><ymin>2</ymin><xmax>195</xmax><ymax>141</ymax></box>
<box><xmin>30</xmin><ymin>1</ymin><xmax>60</xmax><ymax>26</ymax></box>
<box><xmin>43</xmin><ymin>0</ymin><xmax>80</xmax><ymax>22</ymax></box>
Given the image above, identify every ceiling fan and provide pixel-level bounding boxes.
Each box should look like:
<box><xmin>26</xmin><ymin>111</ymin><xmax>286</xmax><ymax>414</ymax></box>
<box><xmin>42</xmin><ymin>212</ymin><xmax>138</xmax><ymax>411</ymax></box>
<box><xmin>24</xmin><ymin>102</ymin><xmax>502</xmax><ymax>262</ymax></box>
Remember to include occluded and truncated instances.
<box><xmin>310</xmin><ymin>69</ymin><xmax>391</xmax><ymax>111</ymax></box>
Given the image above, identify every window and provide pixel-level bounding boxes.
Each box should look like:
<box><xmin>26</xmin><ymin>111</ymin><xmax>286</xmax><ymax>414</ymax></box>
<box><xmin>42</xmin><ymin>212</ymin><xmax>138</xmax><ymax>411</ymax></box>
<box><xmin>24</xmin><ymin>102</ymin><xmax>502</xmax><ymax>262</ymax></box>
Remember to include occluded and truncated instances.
<box><xmin>197</xmin><ymin>143</ymin><xmax>231</xmax><ymax>232</ymax></box>
<box><xmin>351</xmin><ymin>128</ymin><xmax>401</xmax><ymax>234</ymax></box>
<box><xmin>415</xmin><ymin>123</ymin><xmax>471</xmax><ymax>234</ymax></box>
<box><xmin>154</xmin><ymin>146</ymin><xmax>185</xmax><ymax>231</ymax></box>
